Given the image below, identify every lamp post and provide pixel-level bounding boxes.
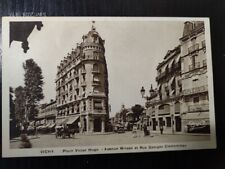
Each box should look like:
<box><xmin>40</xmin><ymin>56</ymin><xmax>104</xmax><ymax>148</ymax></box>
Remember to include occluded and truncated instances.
<box><xmin>171</xmin><ymin>114</ymin><xmax>175</xmax><ymax>134</ymax></box>
<box><xmin>140</xmin><ymin>86</ymin><xmax>154</xmax><ymax>135</ymax></box>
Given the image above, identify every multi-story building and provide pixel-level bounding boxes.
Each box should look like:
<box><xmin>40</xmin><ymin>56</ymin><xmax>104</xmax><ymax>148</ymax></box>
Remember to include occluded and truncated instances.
<box><xmin>146</xmin><ymin>45</ymin><xmax>182</xmax><ymax>133</ymax></box>
<box><xmin>180</xmin><ymin>21</ymin><xmax>209</xmax><ymax>132</ymax></box>
<box><xmin>55</xmin><ymin>23</ymin><xmax>109</xmax><ymax>133</ymax></box>
<box><xmin>145</xmin><ymin>21</ymin><xmax>209</xmax><ymax>133</ymax></box>
<box><xmin>36</xmin><ymin>100</ymin><xmax>57</xmax><ymax>128</ymax></box>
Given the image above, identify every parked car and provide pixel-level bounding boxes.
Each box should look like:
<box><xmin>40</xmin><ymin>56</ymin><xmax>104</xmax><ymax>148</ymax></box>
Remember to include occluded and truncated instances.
<box><xmin>187</xmin><ymin>124</ymin><xmax>210</xmax><ymax>133</ymax></box>
<box><xmin>27</xmin><ymin>126</ymin><xmax>35</xmax><ymax>135</ymax></box>
<box><xmin>114</xmin><ymin>124</ymin><xmax>125</xmax><ymax>133</ymax></box>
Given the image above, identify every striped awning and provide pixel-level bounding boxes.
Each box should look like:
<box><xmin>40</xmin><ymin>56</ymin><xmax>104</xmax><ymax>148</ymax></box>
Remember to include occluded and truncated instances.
<box><xmin>67</xmin><ymin>116</ymin><xmax>79</xmax><ymax>125</ymax></box>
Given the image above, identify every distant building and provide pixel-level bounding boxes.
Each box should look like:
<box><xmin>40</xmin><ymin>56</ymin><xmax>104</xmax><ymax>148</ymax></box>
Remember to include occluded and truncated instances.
<box><xmin>145</xmin><ymin>21</ymin><xmax>209</xmax><ymax>133</ymax></box>
<box><xmin>55</xmin><ymin>22</ymin><xmax>109</xmax><ymax>133</ymax></box>
<box><xmin>36</xmin><ymin>100</ymin><xmax>57</xmax><ymax>127</ymax></box>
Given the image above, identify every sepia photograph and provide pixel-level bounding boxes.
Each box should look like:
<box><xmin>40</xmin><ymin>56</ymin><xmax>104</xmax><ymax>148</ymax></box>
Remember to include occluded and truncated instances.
<box><xmin>2</xmin><ymin>17</ymin><xmax>216</xmax><ymax>157</ymax></box>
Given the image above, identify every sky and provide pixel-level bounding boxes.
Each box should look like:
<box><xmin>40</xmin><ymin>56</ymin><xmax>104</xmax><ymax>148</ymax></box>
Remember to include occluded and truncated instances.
<box><xmin>7</xmin><ymin>19</ymin><xmax>184</xmax><ymax>117</ymax></box>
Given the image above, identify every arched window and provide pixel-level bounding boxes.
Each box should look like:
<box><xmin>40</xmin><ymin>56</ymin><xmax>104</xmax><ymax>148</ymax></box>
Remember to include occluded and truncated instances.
<box><xmin>175</xmin><ymin>102</ymin><xmax>180</xmax><ymax>113</ymax></box>
<box><xmin>93</xmin><ymin>63</ymin><xmax>99</xmax><ymax>71</ymax></box>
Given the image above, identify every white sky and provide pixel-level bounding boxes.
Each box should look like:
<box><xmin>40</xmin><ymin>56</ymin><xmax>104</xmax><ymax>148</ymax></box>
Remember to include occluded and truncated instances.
<box><xmin>8</xmin><ymin>20</ymin><xmax>184</xmax><ymax>117</ymax></box>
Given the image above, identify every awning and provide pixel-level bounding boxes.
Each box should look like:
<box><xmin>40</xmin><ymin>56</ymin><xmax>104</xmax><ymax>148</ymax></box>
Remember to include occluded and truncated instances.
<box><xmin>67</xmin><ymin>116</ymin><xmax>79</xmax><ymax>125</ymax></box>
<box><xmin>169</xmin><ymin>76</ymin><xmax>175</xmax><ymax>85</ymax></box>
<box><xmin>168</xmin><ymin>59</ymin><xmax>175</xmax><ymax>68</ymax></box>
<box><xmin>182</xmin><ymin>112</ymin><xmax>209</xmax><ymax>120</ymax></box>
<box><xmin>56</xmin><ymin>118</ymin><xmax>68</xmax><ymax>126</ymax></box>
<box><xmin>170</xmin><ymin>90</ymin><xmax>175</xmax><ymax>96</ymax></box>
<box><xmin>48</xmin><ymin>123</ymin><xmax>56</xmax><ymax>128</ymax></box>
<box><xmin>176</xmin><ymin>55</ymin><xmax>181</xmax><ymax>63</ymax></box>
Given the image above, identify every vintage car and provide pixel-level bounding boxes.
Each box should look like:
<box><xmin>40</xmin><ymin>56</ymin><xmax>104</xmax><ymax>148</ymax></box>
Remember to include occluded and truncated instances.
<box><xmin>113</xmin><ymin>124</ymin><xmax>125</xmax><ymax>133</ymax></box>
<box><xmin>187</xmin><ymin>124</ymin><xmax>210</xmax><ymax>133</ymax></box>
<box><xmin>55</xmin><ymin>125</ymin><xmax>78</xmax><ymax>139</ymax></box>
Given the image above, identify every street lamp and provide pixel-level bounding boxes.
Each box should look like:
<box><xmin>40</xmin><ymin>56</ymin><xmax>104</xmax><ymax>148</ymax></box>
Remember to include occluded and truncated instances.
<box><xmin>140</xmin><ymin>85</ymin><xmax>154</xmax><ymax>136</ymax></box>
<box><xmin>171</xmin><ymin>114</ymin><xmax>175</xmax><ymax>134</ymax></box>
<box><xmin>140</xmin><ymin>85</ymin><xmax>154</xmax><ymax>100</ymax></box>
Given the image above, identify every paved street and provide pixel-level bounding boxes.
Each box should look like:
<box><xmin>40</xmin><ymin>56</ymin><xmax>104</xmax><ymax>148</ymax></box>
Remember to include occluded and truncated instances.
<box><xmin>10</xmin><ymin>131</ymin><xmax>210</xmax><ymax>149</ymax></box>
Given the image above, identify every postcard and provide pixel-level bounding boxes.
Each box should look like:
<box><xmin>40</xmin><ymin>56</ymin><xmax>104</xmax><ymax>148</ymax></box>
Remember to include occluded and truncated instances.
<box><xmin>2</xmin><ymin>17</ymin><xmax>216</xmax><ymax>157</ymax></box>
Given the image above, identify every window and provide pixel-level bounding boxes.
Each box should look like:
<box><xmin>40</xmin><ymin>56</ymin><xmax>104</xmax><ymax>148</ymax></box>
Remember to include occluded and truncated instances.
<box><xmin>184</xmin><ymin>96</ymin><xmax>190</xmax><ymax>102</ymax></box>
<box><xmin>203</xmin><ymin>59</ymin><xmax>207</xmax><ymax>67</ymax></box>
<box><xmin>82</xmin><ymin>87</ymin><xmax>86</xmax><ymax>97</ymax></box>
<box><xmin>82</xmin><ymin>74</ymin><xmax>86</xmax><ymax>81</ymax></box>
<box><xmin>166</xmin><ymin>117</ymin><xmax>171</xmax><ymax>127</ymax></box>
<box><xmin>193</xmin><ymin>97</ymin><xmax>199</xmax><ymax>103</ymax></box>
<box><xmin>93</xmin><ymin>63</ymin><xmax>99</xmax><ymax>71</ymax></box>
<box><xmin>83</xmin><ymin>101</ymin><xmax>86</xmax><ymax>111</ymax></box>
<box><xmin>94</xmin><ymin>100</ymin><xmax>102</xmax><ymax>110</ymax></box>
<box><xmin>202</xmin><ymin>40</ymin><xmax>206</xmax><ymax>48</ymax></box>
<box><xmin>93</xmin><ymin>87</ymin><xmax>100</xmax><ymax>93</ymax></box>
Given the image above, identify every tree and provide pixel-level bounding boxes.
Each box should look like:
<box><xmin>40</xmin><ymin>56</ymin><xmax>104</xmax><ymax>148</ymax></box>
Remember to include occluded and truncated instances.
<box><xmin>23</xmin><ymin>59</ymin><xmax>44</xmax><ymax>121</ymax></box>
<box><xmin>9</xmin><ymin>87</ymin><xmax>15</xmax><ymax>120</ymax></box>
<box><xmin>131</xmin><ymin>104</ymin><xmax>144</xmax><ymax>121</ymax></box>
<box><xmin>120</xmin><ymin>108</ymin><xmax>128</xmax><ymax>123</ymax></box>
<box><xmin>14</xmin><ymin>86</ymin><xmax>26</xmax><ymax>123</ymax></box>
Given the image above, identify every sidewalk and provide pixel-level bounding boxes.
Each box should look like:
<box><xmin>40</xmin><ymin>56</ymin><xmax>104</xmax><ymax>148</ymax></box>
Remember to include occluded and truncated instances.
<box><xmin>10</xmin><ymin>135</ymin><xmax>40</xmax><ymax>143</ymax></box>
<box><xmin>150</xmin><ymin>130</ymin><xmax>210</xmax><ymax>136</ymax></box>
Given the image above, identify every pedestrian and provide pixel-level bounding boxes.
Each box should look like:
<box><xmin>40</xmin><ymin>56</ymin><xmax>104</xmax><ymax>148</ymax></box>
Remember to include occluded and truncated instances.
<box><xmin>160</xmin><ymin>124</ymin><xmax>164</xmax><ymax>135</ymax></box>
<box><xmin>143</xmin><ymin>123</ymin><xmax>148</xmax><ymax>136</ymax></box>
<box><xmin>132</xmin><ymin>124</ymin><xmax>137</xmax><ymax>138</ymax></box>
<box><xmin>19</xmin><ymin>134</ymin><xmax>32</xmax><ymax>148</ymax></box>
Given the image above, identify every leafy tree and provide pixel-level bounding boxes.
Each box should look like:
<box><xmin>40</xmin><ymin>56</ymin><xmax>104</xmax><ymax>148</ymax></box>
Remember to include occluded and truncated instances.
<box><xmin>9</xmin><ymin>87</ymin><xmax>15</xmax><ymax>120</ymax></box>
<box><xmin>23</xmin><ymin>59</ymin><xmax>44</xmax><ymax>121</ymax></box>
<box><xmin>14</xmin><ymin>86</ymin><xmax>26</xmax><ymax>123</ymax></box>
<box><xmin>120</xmin><ymin>108</ymin><xmax>128</xmax><ymax>123</ymax></box>
<box><xmin>131</xmin><ymin>104</ymin><xmax>144</xmax><ymax>121</ymax></box>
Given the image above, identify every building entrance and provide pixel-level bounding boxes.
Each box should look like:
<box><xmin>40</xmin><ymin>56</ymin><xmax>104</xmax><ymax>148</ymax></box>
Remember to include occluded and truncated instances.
<box><xmin>175</xmin><ymin>116</ymin><xmax>181</xmax><ymax>132</ymax></box>
<box><xmin>94</xmin><ymin>118</ymin><xmax>101</xmax><ymax>132</ymax></box>
<box><xmin>83</xmin><ymin>118</ymin><xmax>87</xmax><ymax>132</ymax></box>
<box><xmin>152</xmin><ymin>118</ymin><xmax>156</xmax><ymax>131</ymax></box>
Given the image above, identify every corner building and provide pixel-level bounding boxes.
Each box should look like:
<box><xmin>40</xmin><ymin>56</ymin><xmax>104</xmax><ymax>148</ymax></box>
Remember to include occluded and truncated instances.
<box><xmin>180</xmin><ymin>21</ymin><xmax>209</xmax><ymax>132</ymax></box>
<box><xmin>55</xmin><ymin>24</ymin><xmax>109</xmax><ymax>133</ymax></box>
<box><xmin>146</xmin><ymin>21</ymin><xmax>209</xmax><ymax>134</ymax></box>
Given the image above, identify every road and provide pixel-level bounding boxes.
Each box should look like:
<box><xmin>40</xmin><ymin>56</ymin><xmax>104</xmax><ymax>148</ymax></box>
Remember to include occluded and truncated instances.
<box><xmin>10</xmin><ymin>131</ymin><xmax>210</xmax><ymax>149</ymax></box>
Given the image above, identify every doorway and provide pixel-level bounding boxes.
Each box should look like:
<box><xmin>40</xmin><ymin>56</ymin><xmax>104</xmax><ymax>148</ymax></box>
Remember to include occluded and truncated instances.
<box><xmin>175</xmin><ymin>116</ymin><xmax>182</xmax><ymax>132</ymax></box>
<box><xmin>94</xmin><ymin>118</ymin><xmax>101</xmax><ymax>132</ymax></box>
<box><xmin>152</xmin><ymin>118</ymin><xmax>156</xmax><ymax>131</ymax></box>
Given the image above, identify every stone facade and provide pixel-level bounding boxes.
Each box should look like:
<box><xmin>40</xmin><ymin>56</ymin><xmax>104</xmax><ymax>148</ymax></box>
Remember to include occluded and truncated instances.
<box><xmin>145</xmin><ymin>21</ymin><xmax>209</xmax><ymax>133</ymax></box>
<box><xmin>55</xmin><ymin>23</ymin><xmax>109</xmax><ymax>133</ymax></box>
<box><xmin>180</xmin><ymin>21</ymin><xmax>209</xmax><ymax>132</ymax></box>
<box><xmin>36</xmin><ymin>100</ymin><xmax>57</xmax><ymax>126</ymax></box>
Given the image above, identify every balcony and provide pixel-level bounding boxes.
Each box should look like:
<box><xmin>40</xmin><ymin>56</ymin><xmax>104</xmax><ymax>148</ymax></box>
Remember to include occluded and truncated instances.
<box><xmin>74</xmin><ymin>84</ymin><xmax>79</xmax><ymax>89</ymax></box>
<box><xmin>74</xmin><ymin>73</ymin><xmax>79</xmax><ymax>79</ymax></box>
<box><xmin>188</xmin><ymin>104</ymin><xmax>209</xmax><ymax>112</ymax></box>
<box><xmin>182</xmin><ymin>85</ymin><xmax>208</xmax><ymax>96</ymax></box>
<box><xmin>188</xmin><ymin>44</ymin><xmax>199</xmax><ymax>54</ymax></box>
<box><xmin>67</xmin><ymin>76</ymin><xmax>73</xmax><ymax>83</ymax></box>
<box><xmin>61</xmin><ymin>90</ymin><xmax>68</xmax><ymax>95</ymax></box>
<box><xmin>189</xmin><ymin>62</ymin><xmax>200</xmax><ymax>71</ymax></box>
<box><xmin>156</xmin><ymin>71</ymin><xmax>166</xmax><ymax>81</ymax></box>
<box><xmin>92</xmin><ymin>81</ymin><xmax>101</xmax><ymax>86</ymax></box>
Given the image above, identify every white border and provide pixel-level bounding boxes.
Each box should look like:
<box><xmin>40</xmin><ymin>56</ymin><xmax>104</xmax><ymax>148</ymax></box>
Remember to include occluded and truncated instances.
<box><xmin>2</xmin><ymin>17</ymin><xmax>217</xmax><ymax>157</ymax></box>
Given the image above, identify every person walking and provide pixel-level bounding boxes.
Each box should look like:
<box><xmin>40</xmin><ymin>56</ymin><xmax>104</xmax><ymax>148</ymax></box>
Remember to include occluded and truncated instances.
<box><xmin>143</xmin><ymin>123</ymin><xmax>148</xmax><ymax>136</ymax></box>
<box><xmin>160</xmin><ymin>124</ymin><xmax>164</xmax><ymax>135</ymax></box>
<box><xmin>132</xmin><ymin>124</ymin><xmax>138</xmax><ymax>138</ymax></box>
